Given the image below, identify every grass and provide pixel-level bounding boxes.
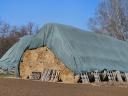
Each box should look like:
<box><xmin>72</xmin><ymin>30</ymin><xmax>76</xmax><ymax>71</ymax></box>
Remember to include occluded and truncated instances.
<box><xmin>0</xmin><ymin>73</ymin><xmax>15</xmax><ymax>77</ymax></box>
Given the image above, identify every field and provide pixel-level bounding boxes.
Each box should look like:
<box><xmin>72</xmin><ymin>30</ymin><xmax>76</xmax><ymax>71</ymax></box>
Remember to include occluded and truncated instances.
<box><xmin>0</xmin><ymin>78</ymin><xmax>128</xmax><ymax>96</ymax></box>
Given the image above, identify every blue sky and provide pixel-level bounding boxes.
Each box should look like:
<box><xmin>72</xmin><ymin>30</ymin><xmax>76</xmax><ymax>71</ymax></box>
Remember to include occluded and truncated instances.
<box><xmin>0</xmin><ymin>0</ymin><xmax>100</xmax><ymax>30</ymax></box>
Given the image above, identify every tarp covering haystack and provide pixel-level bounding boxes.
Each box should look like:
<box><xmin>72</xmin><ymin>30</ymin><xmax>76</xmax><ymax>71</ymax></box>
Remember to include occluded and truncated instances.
<box><xmin>1</xmin><ymin>23</ymin><xmax>128</xmax><ymax>82</ymax></box>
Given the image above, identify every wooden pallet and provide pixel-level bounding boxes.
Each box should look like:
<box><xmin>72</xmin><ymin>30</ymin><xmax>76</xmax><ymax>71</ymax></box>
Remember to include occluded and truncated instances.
<box><xmin>30</xmin><ymin>72</ymin><xmax>41</xmax><ymax>80</ymax></box>
<box><xmin>41</xmin><ymin>69</ymin><xmax>60</xmax><ymax>82</ymax></box>
<box><xmin>80</xmin><ymin>73</ymin><xmax>89</xmax><ymax>83</ymax></box>
<box><xmin>93</xmin><ymin>70</ymin><xmax>101</xmax><ymax>83</ymax></box>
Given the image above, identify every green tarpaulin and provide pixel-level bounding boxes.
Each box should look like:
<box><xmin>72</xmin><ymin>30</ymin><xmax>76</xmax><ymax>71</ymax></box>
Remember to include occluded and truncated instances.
<box><xmin>0</xmin><ymin>23</ymin><xmax>128</xmax><ymax>76</ymax></box>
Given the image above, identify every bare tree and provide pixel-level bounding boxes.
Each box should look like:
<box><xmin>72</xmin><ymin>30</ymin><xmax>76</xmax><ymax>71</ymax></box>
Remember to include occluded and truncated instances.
<box><xmin>26</xmin><ymin>22</ymin><xmax>34</xmax><ymax>35</ymax></box>
<box><xmin>20</xmin><ymin>26</ymin><xmax>29</xmax><ymax>36</ymax></box>
<box><xmin>0</xmin><ymin>21</ymin><xmax>10</xmax><ymax>37</ymax></box>
<box><xmin>88</xmin><ymin>0</ymin><xmax>128</xmax><ymax>40</ymax></box>
<box><xmin>21</xmin><ymin>22</ymin><xmax>39</xmax><ymax>35</ymax></box>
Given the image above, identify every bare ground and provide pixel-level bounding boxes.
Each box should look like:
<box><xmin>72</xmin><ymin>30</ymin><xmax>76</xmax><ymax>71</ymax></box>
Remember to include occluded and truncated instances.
<box><xmin>0</xmin><ymin>78</ymin><xmax>128</xmax><ymax>96</ymax></box>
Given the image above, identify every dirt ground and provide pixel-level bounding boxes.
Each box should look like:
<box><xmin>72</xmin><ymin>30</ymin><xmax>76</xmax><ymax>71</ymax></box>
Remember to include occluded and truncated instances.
<box><xmin>0</xmin><ymin>78</ymin><xmax>128</xmax><ymax>96</ymax></box>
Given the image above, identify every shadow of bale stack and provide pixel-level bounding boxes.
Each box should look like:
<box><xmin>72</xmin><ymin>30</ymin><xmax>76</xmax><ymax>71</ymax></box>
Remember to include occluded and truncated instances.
<box><xmin>20</xmin><ymin>47</ymin><xmax>75</xmax><ymax>83</ymax></box>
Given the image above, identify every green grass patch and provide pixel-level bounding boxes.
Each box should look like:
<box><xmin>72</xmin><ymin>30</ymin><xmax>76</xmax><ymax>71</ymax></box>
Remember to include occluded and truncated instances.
<box><xmin>0</xmin><ymin>73</ymin><xmax>15</xmax><ymax>77</ymax></box>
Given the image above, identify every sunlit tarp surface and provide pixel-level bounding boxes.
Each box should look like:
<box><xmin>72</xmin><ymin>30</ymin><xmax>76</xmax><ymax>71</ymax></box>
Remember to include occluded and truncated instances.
<box><xmin>1</xmin><ymin>23</ymin><xmax>128</xmax><ymax>76</ymax></box>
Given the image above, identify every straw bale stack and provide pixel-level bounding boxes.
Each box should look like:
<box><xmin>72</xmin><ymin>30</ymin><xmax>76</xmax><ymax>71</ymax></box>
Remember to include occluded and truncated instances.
<box><xmin>20</xmin><ymin>47</ymin><xmax>75</xmax><ymax>83</ymax></box>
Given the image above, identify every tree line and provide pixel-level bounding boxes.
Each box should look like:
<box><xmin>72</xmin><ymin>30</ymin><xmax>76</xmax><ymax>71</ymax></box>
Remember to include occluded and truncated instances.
<box><xmin>0</xmin><ymin>21</ymin><xmax>39</xmax><ymax>58</ymax></box>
